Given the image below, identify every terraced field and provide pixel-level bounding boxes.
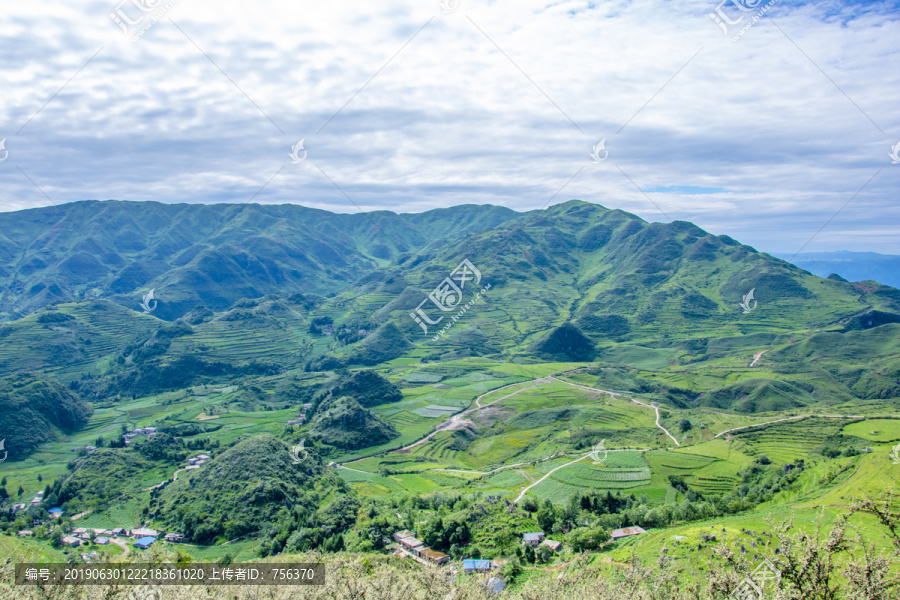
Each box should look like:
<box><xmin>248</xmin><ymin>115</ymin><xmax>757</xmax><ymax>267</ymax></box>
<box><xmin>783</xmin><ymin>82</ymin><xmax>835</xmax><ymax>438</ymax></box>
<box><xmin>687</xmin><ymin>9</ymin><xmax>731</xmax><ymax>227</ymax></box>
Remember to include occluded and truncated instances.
<box><xmin>732</xmin><ymin>417</ymin><xmax>856</xmax><ymax>463</ymax></box>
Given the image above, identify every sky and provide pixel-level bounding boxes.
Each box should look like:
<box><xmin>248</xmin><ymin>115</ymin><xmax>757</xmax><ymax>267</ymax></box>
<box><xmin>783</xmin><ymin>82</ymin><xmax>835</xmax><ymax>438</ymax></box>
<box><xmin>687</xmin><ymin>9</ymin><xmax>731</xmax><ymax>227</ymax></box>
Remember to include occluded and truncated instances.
<box><xmin>0</xmin><ymin>0</ymin><xmax>898</xmax><ymax>255</ymax></box>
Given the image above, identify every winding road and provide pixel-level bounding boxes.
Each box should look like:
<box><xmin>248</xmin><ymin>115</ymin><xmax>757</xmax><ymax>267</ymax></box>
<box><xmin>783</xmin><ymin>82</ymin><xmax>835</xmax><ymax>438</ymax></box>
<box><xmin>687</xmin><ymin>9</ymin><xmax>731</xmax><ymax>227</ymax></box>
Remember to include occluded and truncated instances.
<box><xmin>514</xmin><ymin>453</ymin><xmax>592</xmax><ymax>504</ymax></box>
<box><xmin>548</xmin><ymin>376</ymin><xmax>680</xmax><ymax>446</ymax></box>
<box><xmin>393</xmin><ymin>378</ymin><xmax>553</xmax><ymax>453</ymax></box>
<box><xmin>340</xmin><ymin>371</ymin><xmax>875</xmax><ymax>504</ymax></box>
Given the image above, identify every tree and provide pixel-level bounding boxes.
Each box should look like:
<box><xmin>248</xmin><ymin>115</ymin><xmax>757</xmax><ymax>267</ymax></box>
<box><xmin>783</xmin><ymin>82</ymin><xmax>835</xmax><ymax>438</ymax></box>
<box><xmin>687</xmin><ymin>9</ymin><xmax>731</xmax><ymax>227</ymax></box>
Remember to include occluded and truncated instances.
<box><xmin>678</xmin><ymin>419</ymin><xmax>693</xmax><ymax>433</ymax></box>
<box><xmin>537</xmin><ymin>503</ymin><xmax>556</xmax><ymax>533</ymax></box>
<box><xmin>0</xmin><ymin>487</ymin><xmax>7</xmax><ymax>500</ymax></box>
<box><xmin>568</xmin><ymin>526</ymin><xmax>610</xmax><ymax>552</ymax></box>
<box><xmin>1</xmin><ymin>477</ymin><xmax>6</xmax><ymax>487</ymax></box>
<box><xmin>17</xmin><ymin>486</ymin><xmax>23</xmax><ymax>497</ymax></box>
<box><xmin>37</xmin><ymin>474</ymin><xmax>42</xmax><ymax>483</ymax></box>
<box><xmin>500</xmin><ymin>558</ymin><xmax>522</xmax><ymax>580</ymax></box>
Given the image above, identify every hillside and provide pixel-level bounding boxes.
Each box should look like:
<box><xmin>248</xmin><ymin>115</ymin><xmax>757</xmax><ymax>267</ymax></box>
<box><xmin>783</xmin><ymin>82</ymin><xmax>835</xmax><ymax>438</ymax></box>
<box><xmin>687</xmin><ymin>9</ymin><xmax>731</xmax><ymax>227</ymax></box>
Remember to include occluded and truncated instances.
<box><xmin>152</xmin><ymin>434</ymin><xmax>341</xmax><ymax>544</ymax></box>
<box><xmin>0</xmin><ymin>373</ymin><xmax>92</xmax><ymax>459</ymax></box>
<box><xmin>307</xmin><ymin>395</ymin><xmax>400</xmax><ymax>450</ymax></box>
<box><xmin>0</xmin><ymin>201</ymin><xmax>519</xmax><ymax>321</ymax></box>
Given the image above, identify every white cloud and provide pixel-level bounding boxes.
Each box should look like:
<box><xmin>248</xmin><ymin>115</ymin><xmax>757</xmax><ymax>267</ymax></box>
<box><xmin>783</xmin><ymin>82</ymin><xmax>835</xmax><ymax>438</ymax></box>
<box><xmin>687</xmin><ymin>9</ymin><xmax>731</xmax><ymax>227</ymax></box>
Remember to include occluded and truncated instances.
<box><xmin>0</xmin><ymin>0</ymin><xmax>897</xmax><ymax>254</ymax></box>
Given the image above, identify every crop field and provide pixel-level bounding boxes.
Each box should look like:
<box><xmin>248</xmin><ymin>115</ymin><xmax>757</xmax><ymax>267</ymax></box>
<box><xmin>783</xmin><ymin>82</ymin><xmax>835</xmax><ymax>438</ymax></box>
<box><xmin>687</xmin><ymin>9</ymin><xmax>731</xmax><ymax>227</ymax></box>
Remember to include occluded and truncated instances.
<box><xmin>731</xmin><ymin>417</ymin><xmax>854</xmax><ymax>463</ymax></box>
<box><xmin>486</xmin><ymin>469</ymin><xmax>529</xmax><ymax>488</ymax></box>
<box><xmin>600</xmin><ymin>451</ymin><xmax>649</xmax><ymax>468</ymax></box>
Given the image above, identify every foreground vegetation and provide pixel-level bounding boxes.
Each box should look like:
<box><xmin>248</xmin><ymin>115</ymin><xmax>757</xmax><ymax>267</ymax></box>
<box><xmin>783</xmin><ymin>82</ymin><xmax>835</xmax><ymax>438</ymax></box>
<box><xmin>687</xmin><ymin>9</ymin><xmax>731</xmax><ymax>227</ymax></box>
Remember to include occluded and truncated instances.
<box><xmin>2</xmin><ymin>492</ymin><xmax>900</xmax><ymax>599</ymax></box>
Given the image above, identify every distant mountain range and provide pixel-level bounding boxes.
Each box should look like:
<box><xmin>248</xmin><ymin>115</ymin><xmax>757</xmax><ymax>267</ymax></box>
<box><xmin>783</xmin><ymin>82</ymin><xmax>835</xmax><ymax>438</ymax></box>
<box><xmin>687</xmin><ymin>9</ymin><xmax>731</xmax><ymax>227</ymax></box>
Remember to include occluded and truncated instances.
<box><xmin>0</xmin><ymin>200</ymin><xmax>897</xmax><ymax>332</ymax></box>
<box><xmin>1</xmin><ymin>199</ymin><xmax>899</xmax><ymax>454</ymax></box>
<box><xmin>774</xmin><ymin>252</ymin><xmax>900</xmax><ymax>289</ymax></box>
<box><xmin>0</xmin><ymin>200</ymin><xmax>519</xmax><ymax>321</ymax></box>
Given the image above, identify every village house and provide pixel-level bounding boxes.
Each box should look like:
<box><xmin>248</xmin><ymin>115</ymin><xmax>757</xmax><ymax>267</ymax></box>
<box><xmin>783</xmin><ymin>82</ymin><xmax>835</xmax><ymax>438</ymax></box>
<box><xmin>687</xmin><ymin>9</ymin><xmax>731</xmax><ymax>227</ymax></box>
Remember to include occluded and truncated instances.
<box><xmin>463</xmin><ymin>559</ymin><xmax>492</xmax><ymax>574</ymax></box>
<box><xmin>419</xmin><ymin>548</ymin><xmax>450</xmax><ymax>565</ymax></box>
<box><xmin>610</xmin><ymin>526</ymin><xmax>647</xmax><ymax>541</ymax></box>
<box><xmin>17</xmin><ymin>530</ymin><xmax>33</xmax><ymax>537</ymax></box>
<box><xmin>399</xmin><ymin>536</ymin><xmax>425</xmax><ymax>554</ymax></box>
<box><xmin>94</xmin><ymin>536</ymin><xmax>110</xmax><ymax>545</ymax></box>
<box><xmin>521</xmin><ymin>532</ymin><xmax>545</xmax><ymax>547</ymax></box>
<box><xmin>133</xmin><ymin>537</ymin><xmax>155</xmax><ymax>549</ymax></box>
<box><xmin>61</xmin><ymin>536</ymin><xmax>82</xmax><ymax>548</ymax></box>
<box><xmin>164</xmin><ymin>533</ymin><xmax>187</xmax><ymax>543</ymax></box>
<box><xmin>111</xmin><ymin>528</ymin><xmax>127</xmax><ymax>537</ymax></box>
<box><xmin>131</xmin><ymin>527</ymin><xmax>159</xmax><ymax>539</ymax></box>
<box><xmin>541</xmin><ymin>539</ymin><xmax>562</xmax><ymax>552</ymax></box>
<box><xmin>393</xmin><ymin>530</ymin><xmax>415</xmax><ymax>543</ymax></box>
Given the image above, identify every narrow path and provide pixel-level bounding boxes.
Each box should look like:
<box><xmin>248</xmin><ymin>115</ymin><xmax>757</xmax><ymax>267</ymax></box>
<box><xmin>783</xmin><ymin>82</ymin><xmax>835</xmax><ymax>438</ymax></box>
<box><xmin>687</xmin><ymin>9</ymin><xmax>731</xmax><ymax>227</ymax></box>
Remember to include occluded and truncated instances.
<box><xmin>713</xmin><ymin>414</ymin><xmax>865</xmax><ymax>439</ymax></box>
<box><xmin>394</xmin><ymin>378</ymin><xmax>551</xmax><ymax>453</ymax></box>
<box><xmin>70</xmin><ymin>510</ymin><xmax>92</xmax><ymax>521</ymax></box>
<box><xmin>140</xmin><ymin>467</ymin><xmax>186</xmax><ymax>492</ymax></box>
<box><xmin>514</xmin><ymin>453</ymin><xmax>591</xmax><ymax>504</ymax></box>
<box><xmin>336</xmin><ymin>465</ymin><xmax>371</xmax><ymax>474</ymax></box>
<box><xmin>750</xmin><ymin>350</ymin><xmax>768</xmax><ymax>367</ymax></box>
<box><xmin>435</xmin><ymin>469</ymin><xmax>485</xmax><ymax>475</ymax></box>
<box><xmin>433</xmin><ymin>454</ymin><xmax>566</xmax><ymax>477</ymax></box>
<box><xmin>550</xmin><ymin>376</ymin><xmax>680</xmax><ymax>447</ymax></box>
<box><xmin>109</xmin><ymin>536</ymin><xmax>131</xmax><ymax>558</ymax></box>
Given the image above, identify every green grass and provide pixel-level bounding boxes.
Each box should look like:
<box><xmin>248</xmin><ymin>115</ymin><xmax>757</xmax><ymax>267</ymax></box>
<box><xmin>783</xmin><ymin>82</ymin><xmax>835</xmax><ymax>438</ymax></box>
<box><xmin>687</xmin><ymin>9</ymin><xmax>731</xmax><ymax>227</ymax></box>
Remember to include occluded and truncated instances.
<box><xmin>842</xmin><ymin>418</ymin><xmax>900</xmax><ymax>442</ymax></box>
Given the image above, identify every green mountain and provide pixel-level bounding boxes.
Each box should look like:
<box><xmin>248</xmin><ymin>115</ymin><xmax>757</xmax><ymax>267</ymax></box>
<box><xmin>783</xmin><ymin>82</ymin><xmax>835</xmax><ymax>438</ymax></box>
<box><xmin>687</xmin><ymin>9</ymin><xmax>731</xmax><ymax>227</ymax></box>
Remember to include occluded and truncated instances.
<box><xmin>0</xmin><ymin>198</ymin><xmax>897</xmax><ymax>440</ymax></box>
<box><xmin>307</xmin><ymin>395</ymin><xmax>399</xmax><ymax>450</ymax></box>
<box><xmin>153</xmin><ymin>434</ymin><xmax>339</xmax><ymax>544</ymax></box>
<box><xmin>330</xmin><ymin>370</ymin><xmax>403</xmax><ymax>407</ymax></box>
<box><xmin>0</xmin><ymin>201</ymin><xmax>519</xmax><ymax>321</ymax></box>
<box><xmin>0</xmin><ymin>373</ymin><xmax>92</xmax><ymax>459</ymax></box>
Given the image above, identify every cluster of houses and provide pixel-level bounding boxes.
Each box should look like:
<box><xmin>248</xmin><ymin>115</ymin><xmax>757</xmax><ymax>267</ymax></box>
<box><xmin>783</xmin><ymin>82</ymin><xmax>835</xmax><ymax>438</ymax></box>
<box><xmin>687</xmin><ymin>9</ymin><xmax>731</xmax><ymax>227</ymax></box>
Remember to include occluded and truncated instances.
<box><xmin>70</xmin><ymin>446</ymin><xmax>97</xmax><ymax>453</ymax></box>
<box><xmin>48</xmin><ymin>526</ymin><xmax>188</xmax><ymax>550</ymax></box>
<box><xmin>11</xmin><ymin>493</ymin><xmax>65</xmax><ymax>516</ymax></box>
<box><xmin>389</xmin><ymin>528</ymin><xmax>572</xmax><ymax>595</ymax></box>
<box><xmin>287</xmin><ymin>403</ymin><xmax>313</xmax><ymax>426</ymax></box>
<box><xmin>123</xmin><ymin>427</ymin><xmax>157</xmax><ymax>446</ymax></box>
<box><xmin>185</xmin><ymin>454</ymin><xmax>210</xmax><ymax>471</ymax></box>
<box><xmin>13</xmin><ymin>490</ymin><xmax>47</xmax><ymax>512</ymax></box>
<box><xmin>393</xmin><ymin>530</ymin><xmax>450</xmax><ymax>565</ymax></box>
<box><xmin>521</xmin><ymin>531</ymin><xmax>563</xmax><ymax>553</ymax></box>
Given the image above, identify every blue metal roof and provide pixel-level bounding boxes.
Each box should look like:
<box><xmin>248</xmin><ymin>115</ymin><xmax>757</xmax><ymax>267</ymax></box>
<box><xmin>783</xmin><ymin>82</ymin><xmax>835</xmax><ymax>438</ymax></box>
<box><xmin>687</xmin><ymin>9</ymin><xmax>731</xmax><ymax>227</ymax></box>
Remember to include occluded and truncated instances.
<box><xmin>463</xmin><ymin>559</ymin><xmax>491</xmax><ymax>569</ymax></box>
<box><xmin>133</xmin><ymin>536</ymin><xmax>156</xmax><ymax>548</ymax></box>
